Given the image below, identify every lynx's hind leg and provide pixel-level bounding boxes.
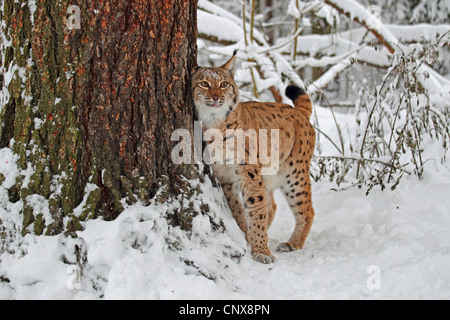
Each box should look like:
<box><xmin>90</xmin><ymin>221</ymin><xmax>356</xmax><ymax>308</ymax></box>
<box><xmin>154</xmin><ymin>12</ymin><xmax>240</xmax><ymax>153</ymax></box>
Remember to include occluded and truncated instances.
<box><xmin>278</xmin><ymin>163</ymin><xmax>314</xmax><ymax>252</ymax></box>
<box><xmin>267</xmin><ymin>191</ymin><xmax>276</xmax><ymax>228</ymax></box>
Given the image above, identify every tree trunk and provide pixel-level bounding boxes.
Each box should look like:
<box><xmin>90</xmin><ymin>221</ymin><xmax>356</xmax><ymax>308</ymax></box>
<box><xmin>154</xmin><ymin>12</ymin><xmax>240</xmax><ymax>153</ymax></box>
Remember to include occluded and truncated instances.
<box><xmin>0</xmin><ymin>0</ymin><xmax>201</xmax><ymax>235</ymax></box>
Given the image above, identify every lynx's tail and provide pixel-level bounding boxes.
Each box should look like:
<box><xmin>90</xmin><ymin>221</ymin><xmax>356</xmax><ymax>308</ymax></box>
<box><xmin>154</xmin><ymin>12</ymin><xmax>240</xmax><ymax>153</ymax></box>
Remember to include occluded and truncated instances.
<box><xmin>285</xmin><ymin>85</ymin><xmax>312</xmax><ymax>118</ymax></box>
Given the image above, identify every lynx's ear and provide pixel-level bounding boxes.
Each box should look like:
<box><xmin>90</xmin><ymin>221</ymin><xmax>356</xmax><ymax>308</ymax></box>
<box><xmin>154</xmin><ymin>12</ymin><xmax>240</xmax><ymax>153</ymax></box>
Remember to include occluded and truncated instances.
<box><xmin>192</xmin><ymin>65</ymin><xmax>202</xmax><ymax>74</ymax></box>
<box><xmin>220</xmin><ymin>49</ymin><xmax>238</xmax><ymax>78</ymax></box>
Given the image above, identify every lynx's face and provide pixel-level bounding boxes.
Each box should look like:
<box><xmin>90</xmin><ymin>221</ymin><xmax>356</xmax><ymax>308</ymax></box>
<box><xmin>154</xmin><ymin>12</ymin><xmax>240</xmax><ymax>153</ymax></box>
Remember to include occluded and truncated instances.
<box><xmin>192</xmin><ymin>53</ymin><xmax>239</xmax><ymax>128</ymax></box>
<box><xmin>193</xmin><ymin>68</ymin><xmax>238</xmax><ymax>109</ymax></box>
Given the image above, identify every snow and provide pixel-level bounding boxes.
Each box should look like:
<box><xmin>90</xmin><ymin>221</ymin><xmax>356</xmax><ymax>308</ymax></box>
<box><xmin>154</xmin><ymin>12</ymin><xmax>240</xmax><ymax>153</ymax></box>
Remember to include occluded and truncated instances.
<box><xmin>24</xmin><ymin>194</ymin><xmax>54</xmax><ymax>228</ymax></box>
<box><xmin>198</xmin><ymin>0</ymin><xmax>268</xmax><ymax>47</ymax></box>
<box><xmin>72</xmin><ymin>183</ymin><xmax>100</xmax><ymax>218</ymax></box>
<box><xmin>308</xmin><ymin>55</ymin><xmax>354</xmax><ymax>94</ymax></box>
<box><xmin>1</xmin><ymin>0</ymin><xmax>449</xmax><ymax>301</ymax></box>
<box><xmin>0</xmin><ymin>148</ymin><xmax>19</xmax><ymax>189</ymax></box>
<box><xmin>27</xmin><ymin>0</ymin><xmax>36</xmax><ymax>25</ymax></box>
<box><xmin>197</xmin><ymin>10</ymin><xmax>243</xmax><ymax>44</ymax></box>
<box><xmin>1</xmin><ymin>106</ymin><xmax>449</xmax><ymax>300</ymax></box>
<box><xmin>287</xmin><ymin>0</ymin><xmax>301</xmax><ymax>19</ymax></box>
<box><xmin>387</xmin><ymin>24</ymin><xmax>450</xmax><ymax>43</ymax></box>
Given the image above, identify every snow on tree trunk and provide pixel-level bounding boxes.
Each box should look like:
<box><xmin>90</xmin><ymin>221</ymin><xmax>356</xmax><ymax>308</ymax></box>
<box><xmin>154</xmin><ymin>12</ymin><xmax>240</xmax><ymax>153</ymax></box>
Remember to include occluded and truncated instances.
<box><xmin>0</xmin><ymin>0</ymin><xmax>205</xmax><ymax>235</ymax></box>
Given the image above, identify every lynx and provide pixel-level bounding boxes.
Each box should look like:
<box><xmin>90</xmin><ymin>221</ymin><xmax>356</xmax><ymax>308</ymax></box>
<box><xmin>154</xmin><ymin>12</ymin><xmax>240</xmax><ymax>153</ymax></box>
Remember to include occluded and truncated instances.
<box><xmin>192</xmin><ymin>51</ymin><xmax>315</xmax><ymax>264</ymax></box>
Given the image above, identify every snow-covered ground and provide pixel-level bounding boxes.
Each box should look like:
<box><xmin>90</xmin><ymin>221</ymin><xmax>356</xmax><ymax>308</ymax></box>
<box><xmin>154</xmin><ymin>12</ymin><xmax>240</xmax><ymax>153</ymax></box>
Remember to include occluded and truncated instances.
<box><xmin>0</xmin><ymin>106</ymin><xmax>449</xmax><ymax>300</ymax></box>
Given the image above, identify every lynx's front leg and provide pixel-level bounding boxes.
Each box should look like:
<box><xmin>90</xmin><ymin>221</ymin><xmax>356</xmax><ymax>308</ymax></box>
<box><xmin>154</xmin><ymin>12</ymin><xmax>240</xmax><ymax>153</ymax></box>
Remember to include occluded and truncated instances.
<box><xmin>237</xmin><ymin>165</ymin><xmax>275</xmax><ymax>264</ymax></box>
<box><xmin>221</xmin><ymin>182</ymin><xmax>247</xmax><ymax>233</ymax></box>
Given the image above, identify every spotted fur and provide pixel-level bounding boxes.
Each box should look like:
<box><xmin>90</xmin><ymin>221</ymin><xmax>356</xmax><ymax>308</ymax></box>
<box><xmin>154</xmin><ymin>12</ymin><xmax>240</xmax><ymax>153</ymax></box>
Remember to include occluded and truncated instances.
<box><xmin>192</xmin><ymin>52</ymin><xmax>315</xmax><ymax>264</ymax></box>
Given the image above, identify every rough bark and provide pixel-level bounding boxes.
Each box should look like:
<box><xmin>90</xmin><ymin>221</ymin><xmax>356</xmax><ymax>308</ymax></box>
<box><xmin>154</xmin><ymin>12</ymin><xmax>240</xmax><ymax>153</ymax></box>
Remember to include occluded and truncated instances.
<box><xmin>0</xmin><ymin>0</ymin><xmax>200</xmax><ymax>235</ymax></box>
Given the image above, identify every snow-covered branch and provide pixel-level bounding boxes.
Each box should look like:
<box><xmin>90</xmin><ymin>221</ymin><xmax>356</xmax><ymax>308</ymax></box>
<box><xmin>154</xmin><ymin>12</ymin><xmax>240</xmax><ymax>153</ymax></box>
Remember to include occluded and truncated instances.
<box><xmin>323</xmin><ymin>0</ymin><xmax>397</xmax><ymax>53</ymax></box>
<box><xmin>323</xmin><ymin>0</ymin><xmax>450</xmax><ymax>92</ymax></box>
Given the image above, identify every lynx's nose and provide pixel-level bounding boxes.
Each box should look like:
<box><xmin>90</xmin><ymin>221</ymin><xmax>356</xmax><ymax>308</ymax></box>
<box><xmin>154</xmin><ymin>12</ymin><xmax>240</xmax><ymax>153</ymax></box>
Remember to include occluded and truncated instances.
<box><xmin>211</xmin><ymin>96</ymin><xmax>220</xmax><ymax>107</ymax></box>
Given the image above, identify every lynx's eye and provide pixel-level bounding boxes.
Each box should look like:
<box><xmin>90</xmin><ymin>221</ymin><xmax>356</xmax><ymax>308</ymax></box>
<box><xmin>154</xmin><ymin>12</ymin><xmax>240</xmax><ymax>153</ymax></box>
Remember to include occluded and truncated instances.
<box><xmin>220</xmin><ymin>82</ymin><xmax>229</xmax><ymax>88</ymax></box>
<box><xmin>200</xmin><ymin>81</ymin><xmax>209</xmax><ymax>88</ymax></box>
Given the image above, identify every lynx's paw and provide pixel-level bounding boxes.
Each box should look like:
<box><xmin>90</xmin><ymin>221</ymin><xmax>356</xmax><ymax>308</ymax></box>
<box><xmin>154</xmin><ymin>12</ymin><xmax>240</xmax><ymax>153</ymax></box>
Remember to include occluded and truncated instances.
<box><xmin>276</xmin><ymin>242</ymin><xmax>302</xmax><ymax>252</ymax></box>
<box><xmin>252</xmin><ymin>253</ymin><xmax>276</xmax><ymax>264</ymax></box>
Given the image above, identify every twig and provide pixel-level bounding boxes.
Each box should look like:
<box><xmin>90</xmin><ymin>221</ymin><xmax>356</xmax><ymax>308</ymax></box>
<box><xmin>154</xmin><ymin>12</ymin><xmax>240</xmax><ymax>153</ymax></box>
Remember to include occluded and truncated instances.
<box><xmin>250</xmin><ymin>0</ymin><xmax>256</xmax><ymax>43</ymax></box>
<box><xmin>242</xmin><ymin>1</ymin><xmax>248</xmax><ymax>47</ymax></box>
<box><xmin>258</xmin><ymin>26</ymin><xmax>304</xmax><ymax>54</ymax></box>
<box><xmin>269</xmin><ymin>86</ymin><xmax>283</xmax><ymax>103</ymax></box>
<box><xmin>313</xmin><ymin>126</ymin><xmax>344</xmax><ymax>155</ymax></box>
<box><xmin>317</xmin><ymin>156</ymin><xmax>412</xmax><ymax>175</ymax></box>
<box><xmin>293</xmin><ymin>0</ymin><xmax>300</xmax><ymax>62</ymax></box>
<box><xmin>320</xmin><ymin>93</ymin><xmax>345</xmax><ymax>156</ymax></box>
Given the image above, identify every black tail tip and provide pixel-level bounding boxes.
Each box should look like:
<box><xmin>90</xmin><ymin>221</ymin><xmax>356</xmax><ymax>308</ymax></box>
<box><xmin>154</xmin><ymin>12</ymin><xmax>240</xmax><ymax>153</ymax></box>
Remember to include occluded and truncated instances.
<box><xmin>285</xmin><ymin>85</ymin><xmax>306</xmax><ymax>101</ymax></box>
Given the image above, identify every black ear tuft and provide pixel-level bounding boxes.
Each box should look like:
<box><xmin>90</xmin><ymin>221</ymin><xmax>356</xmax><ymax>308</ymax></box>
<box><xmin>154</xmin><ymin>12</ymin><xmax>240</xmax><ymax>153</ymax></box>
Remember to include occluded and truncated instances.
<box><xmin>194</xmin><ymin>66</ymin><xmax>202</xmax><ymax>72</ymax></box>
<box><xmin>285</xmin><ymin>85</ymin><xmax>306</xmax><ymax>102</ymax></box>
<box><xmin>232</xmin><ymin>49</ymin><xmax>238</xmax><ymax>56</ymax></box>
